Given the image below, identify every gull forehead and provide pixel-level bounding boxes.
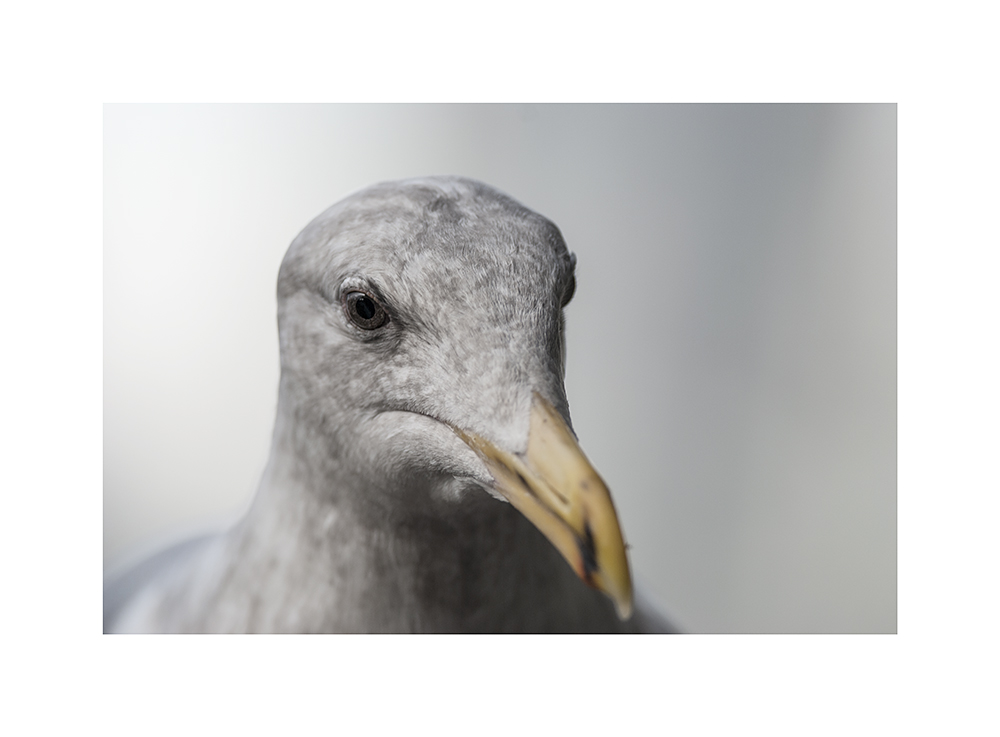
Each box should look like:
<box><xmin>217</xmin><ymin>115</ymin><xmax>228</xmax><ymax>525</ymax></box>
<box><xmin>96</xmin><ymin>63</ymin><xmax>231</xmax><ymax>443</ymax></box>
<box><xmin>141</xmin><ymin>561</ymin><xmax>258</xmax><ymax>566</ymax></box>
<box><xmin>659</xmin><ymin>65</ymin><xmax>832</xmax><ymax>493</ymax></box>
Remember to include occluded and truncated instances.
<box><xmin>280</xmin><ymin>176</ymin><xmax>575</xmax><ymax>305</ymax></box>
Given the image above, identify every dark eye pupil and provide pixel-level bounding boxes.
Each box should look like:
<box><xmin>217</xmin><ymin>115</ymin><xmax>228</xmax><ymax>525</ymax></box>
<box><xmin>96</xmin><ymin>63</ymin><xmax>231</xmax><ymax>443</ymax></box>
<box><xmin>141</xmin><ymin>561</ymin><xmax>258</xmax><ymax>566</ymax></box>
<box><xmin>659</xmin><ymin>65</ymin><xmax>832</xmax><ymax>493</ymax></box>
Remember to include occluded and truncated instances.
<box><xmin>355</xmin><ymin>296</ymin><xmax>376</xmax><ymax>320</ymax></box>
<box><xmin>345</xmin><ymin>290</ymin><xmax>387</xmax><ymax>330</ymax></box>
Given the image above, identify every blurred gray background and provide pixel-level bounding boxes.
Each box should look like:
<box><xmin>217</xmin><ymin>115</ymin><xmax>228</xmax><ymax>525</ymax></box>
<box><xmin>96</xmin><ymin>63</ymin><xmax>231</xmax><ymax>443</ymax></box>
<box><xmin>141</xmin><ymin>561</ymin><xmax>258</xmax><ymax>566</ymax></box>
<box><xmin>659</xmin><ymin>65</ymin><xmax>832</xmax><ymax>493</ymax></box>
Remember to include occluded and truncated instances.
<box><xmin>104</xmin><ymin>104</ymin><xmax>896</xmax><ymax>633</ymax></box>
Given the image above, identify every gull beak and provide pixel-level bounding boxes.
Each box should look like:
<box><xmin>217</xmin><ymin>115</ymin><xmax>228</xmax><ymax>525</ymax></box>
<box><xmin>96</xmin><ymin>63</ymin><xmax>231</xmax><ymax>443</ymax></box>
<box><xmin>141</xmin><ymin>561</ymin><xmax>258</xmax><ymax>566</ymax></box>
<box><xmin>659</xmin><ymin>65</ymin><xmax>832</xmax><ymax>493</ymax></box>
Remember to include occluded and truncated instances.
<box><xmin>454</xmin><ymin>393</ymin><xmax>634</xmax><ymax>620</ymax></box>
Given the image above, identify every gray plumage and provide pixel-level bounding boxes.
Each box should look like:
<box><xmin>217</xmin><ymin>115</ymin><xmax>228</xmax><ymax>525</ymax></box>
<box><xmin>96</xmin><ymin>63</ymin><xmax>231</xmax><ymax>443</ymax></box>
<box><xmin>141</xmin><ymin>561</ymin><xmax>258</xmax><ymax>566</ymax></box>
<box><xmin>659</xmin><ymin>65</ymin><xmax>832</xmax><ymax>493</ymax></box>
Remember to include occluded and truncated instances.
<box><xmin>104</xmin><ymin>176</ymin><xmax>675</xmax><ymax>633</ymax></box>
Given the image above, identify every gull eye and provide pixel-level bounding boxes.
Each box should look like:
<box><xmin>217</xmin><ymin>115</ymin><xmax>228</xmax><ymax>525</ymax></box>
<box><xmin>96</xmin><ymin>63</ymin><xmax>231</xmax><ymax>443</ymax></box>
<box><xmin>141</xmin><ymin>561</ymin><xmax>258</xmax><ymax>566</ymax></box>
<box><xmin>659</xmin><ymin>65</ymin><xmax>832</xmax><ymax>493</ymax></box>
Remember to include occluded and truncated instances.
<box><xmin>561</xmin><ymin>273</ymin><xmax>576</xmax><ymax>307</ymax></box>
<box><xmin>344</xmin><ymin>291</ymin><xmax>388</xmax><ymax>330</ymax></box>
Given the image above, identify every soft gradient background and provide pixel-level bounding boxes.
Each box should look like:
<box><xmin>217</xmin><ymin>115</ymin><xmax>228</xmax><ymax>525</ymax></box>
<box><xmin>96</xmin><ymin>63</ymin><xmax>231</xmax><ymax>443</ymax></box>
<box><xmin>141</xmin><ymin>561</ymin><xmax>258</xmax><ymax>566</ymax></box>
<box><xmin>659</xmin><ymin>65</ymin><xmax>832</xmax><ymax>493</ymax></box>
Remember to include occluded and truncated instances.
<box><xmin>104</xmin><ymin>104</ymin><xmax>896</xmax><ymax>633</ymax></box>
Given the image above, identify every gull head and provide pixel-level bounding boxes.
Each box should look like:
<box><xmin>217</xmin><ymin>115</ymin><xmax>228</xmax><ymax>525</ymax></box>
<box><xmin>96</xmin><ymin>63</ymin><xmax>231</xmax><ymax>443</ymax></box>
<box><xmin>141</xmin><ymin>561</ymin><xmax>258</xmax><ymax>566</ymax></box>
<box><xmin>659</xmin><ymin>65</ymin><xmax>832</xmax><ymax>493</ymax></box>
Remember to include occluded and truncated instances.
<box><xmin>274</xmin><ymin>176</ymin><xmax>632</xmax><ymax>618</ymax></box>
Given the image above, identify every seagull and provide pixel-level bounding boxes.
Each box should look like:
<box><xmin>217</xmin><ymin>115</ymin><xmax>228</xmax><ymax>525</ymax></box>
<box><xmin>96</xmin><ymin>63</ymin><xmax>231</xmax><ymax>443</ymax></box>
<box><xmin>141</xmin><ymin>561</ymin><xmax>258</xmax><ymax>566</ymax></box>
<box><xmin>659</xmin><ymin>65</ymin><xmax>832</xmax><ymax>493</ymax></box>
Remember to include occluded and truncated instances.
<box><xmin>105</xmin><ymin>176</ymin><xmax>675</xmax><ymax>633</ymax></box>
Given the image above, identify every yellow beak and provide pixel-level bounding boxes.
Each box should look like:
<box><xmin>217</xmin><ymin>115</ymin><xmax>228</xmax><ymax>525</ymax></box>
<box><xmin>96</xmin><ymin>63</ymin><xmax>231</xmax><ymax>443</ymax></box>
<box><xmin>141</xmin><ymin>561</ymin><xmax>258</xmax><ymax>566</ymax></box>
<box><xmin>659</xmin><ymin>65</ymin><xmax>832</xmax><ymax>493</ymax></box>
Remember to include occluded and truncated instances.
<box><xmin>454</xmin><ymin>393</ymin><xmax>633</xmax><ymax>620</ymax></box>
